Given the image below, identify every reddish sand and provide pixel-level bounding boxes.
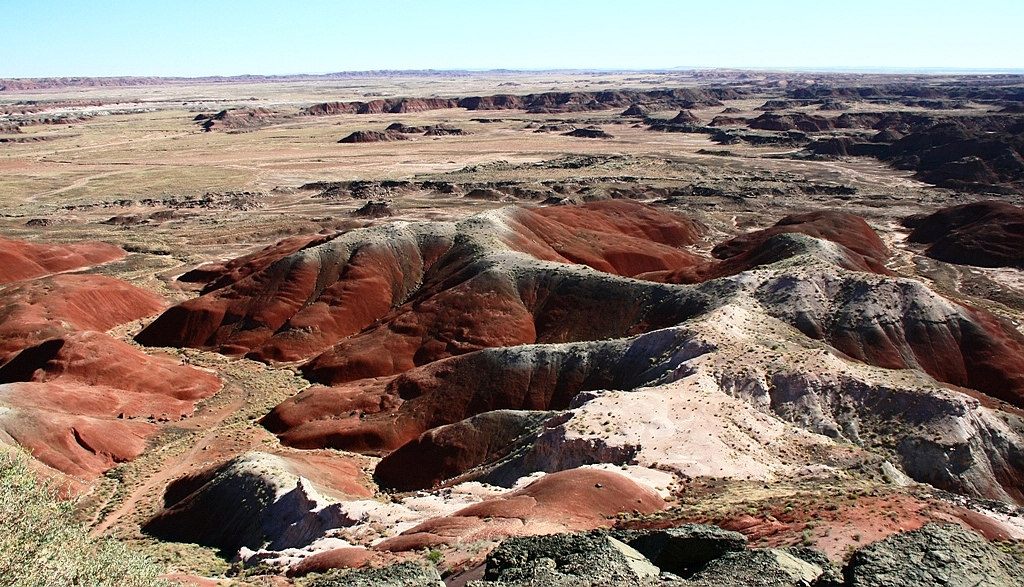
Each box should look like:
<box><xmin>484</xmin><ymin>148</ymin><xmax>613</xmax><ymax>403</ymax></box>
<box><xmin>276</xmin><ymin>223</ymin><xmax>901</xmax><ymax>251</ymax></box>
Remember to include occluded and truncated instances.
<box><xmin>623</xmin><ymin>487</ymin><xmax>1024</xmax><ymax>560</ymax></box>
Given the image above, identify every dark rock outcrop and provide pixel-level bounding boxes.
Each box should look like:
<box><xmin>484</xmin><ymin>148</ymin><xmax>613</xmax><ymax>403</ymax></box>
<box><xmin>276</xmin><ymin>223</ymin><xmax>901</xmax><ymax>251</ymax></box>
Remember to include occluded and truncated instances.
<box><xmin>424</xmin><ymin>125</ymin><xmax>467</xmax><ymax>136</ymax></box>
<box><xmin>843</xmin><ymin>524</ymin><xmax>1024</xmax><ymax>586</ymax></box>
<box><xmin>686</xmin><ymin>548</ymin><xmax>828</xmax><ymax>586</ymax></box>
<box><xmin>621</xmin><ymin>524</ymin><xmax>747</xmax><ymax>578</ymax></box>
<box><xmin>304</xmin><ymin>561</ymin><xmax>443</xmax><ymax>587</ymax></box>
<box><xmin>621</xmin><ymin>104</ymin><xmax>651</xmax><ymax>117</ymax></box>
<box><xmin>338</xmin><ymin>130</ymin><xmax>409</xmax><ymax>143</ymax></box>
<box><xmin>196</xmin><ymin>107</ymin><xmax>277</xmax><ymax>132</ymax></box>
<box><xmin>385</xmin><ymin>122</ymin><xmax>428</xmax><ymax>133</ymax></box>
<box><xmin>481</xmin><ymin>531</ymin><xmax>659</xmax><ymax>585</ymax></box>
<box><xmin>564</xmin><ymin>126</ymin><xmax>612</xmax><ymax>138</ymax></box>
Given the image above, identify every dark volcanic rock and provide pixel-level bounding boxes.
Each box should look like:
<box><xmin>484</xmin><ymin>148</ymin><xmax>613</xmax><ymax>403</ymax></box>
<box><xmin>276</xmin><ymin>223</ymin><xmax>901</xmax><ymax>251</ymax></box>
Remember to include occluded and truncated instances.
<box><xmin>905</xmin><ymin>200</ymin><xmax>1024</xmax><ymax>268</ymax></box>
<box><xmin>686</xmin><ymin>548</ymin><xmax>827</xmax><ymax>586</ymax></box>
<box><xmin>480</xmin><ymin>531</ymin><xmax>659</xmax><ymax>585</ymax></box>
<box><xmin>305</xmin><ymin>560</ymin><xmax>443</xmax><ymax>587</ymax></box>
<box><xmin>842</xmin><ymin>524</ymin><xmax>1024</xmax><ymax>586</ymax></box>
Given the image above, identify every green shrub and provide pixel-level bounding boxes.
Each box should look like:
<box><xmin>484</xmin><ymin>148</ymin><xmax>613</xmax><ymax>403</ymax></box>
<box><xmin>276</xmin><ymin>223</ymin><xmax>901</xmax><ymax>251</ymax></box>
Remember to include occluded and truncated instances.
<box><xmin>0</xmin><ymin>448</ymin><xmax>167</xmax><ymax>586</ymax></box>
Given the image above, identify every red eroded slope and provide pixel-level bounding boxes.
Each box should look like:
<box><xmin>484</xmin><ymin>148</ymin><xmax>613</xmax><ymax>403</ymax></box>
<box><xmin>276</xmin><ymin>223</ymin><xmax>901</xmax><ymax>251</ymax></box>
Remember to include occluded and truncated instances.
<box><xmin>640</xmin><ymin>210</ymin><xmax>892</xmax><ymax>283</ymax></box>
<box><xmin>825</xmin><ymin>301</ymin><xmax>1024</xmax><ymax>408</ymax></box>
<box><xmin>905</xmin><ymin>200</ymin><xmax>1024</xmax><ymax>268</ymax></box>
<box><xmin>0</xmin><ymin>404</ymin><xmax>153</xmax><ymax>480</ymax></box>
<box><xmin>137</xmin><ymin>230</ymin><xmax>456</xmax><ymax>361</ymax></box>
<box><xmin>136</xmin><ymin>201</ymin><xmax>706</xmax><ymax>368</ymax></box>
<box><xmin>178</xmin><ymin>232</ymin><xmax>341</xmax><ymax>292</ymax></box>
<box><xmin>267</xmin><ymin>336</ymin><xmax>653</xmax><ymax>452</ymax></box>
<box><xmin>0</xmin><ymin>274</ymin><xmax>221</xmax><ymax>479</ymax></box>
<box><xmin>0</xmin><ymin>274</ymin><xmax>165</xmax><ymax>361</ymax></box>
<box><xmin>0</xmin><ymin>237</ymin><xmax>125</xmax><ymax>284</ymax></box>
<box><xmin>374</xmin><ymin>469</ymin><xmax>666</xmax><ymax>552</ymax></box>
<box><xmin>502</xmin><ymin>201</ymin><xmax>705</xmax><ymax>276</ymax></box>
<box><xmin>0</xmin><ymin>331</ymin><xmax>220</xmax><ymax>414</ymax></box>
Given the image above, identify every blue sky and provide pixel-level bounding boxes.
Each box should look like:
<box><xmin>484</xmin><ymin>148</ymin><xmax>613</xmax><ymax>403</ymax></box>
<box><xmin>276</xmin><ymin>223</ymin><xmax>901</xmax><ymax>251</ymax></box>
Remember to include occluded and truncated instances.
<box><xmin>1</xmin><ymin>0</ymin><xmax>1021</xmax><ymax>77</ymax></box>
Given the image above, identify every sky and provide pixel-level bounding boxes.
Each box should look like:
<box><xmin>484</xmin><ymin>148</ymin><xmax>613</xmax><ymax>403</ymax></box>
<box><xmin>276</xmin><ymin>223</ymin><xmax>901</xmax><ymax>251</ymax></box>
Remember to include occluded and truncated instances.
<box><xmin>1</xmin><ymin>0</ymin><xmax>1021</xmax><ymax>77</ymax></box>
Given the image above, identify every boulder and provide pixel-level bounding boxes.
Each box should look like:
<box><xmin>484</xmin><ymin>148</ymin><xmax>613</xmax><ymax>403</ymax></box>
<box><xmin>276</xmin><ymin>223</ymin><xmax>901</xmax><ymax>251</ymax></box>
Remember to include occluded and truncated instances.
<box><xmin>843</xmin><ymin>524</ymin><xmax>1024</xmax><ymax>586</ymax></box>
<box><xmin>686</xmin><ymin>548</ymin><xmax>827</xmax><ymax>586</ymax></box>
<box><xmin>479</xmin><ymin>531</ymin><xmax>659</xmax><ymax>586</ymax></box>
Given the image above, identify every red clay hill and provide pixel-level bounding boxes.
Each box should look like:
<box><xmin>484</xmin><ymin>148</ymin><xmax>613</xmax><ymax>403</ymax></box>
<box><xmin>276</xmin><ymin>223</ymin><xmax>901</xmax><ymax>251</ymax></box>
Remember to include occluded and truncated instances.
<box><xmin>0</xmin><ymin>239</ymin><xmax>221</xmax><ymax>480</ymax></box>
<box><xmin>135</xmin><ymin>200</ymin><xmax>706</xmax><ymax>368</ymax></box>
<box><xmin>904</xmin><ymin>200</ymin><xmax>1024</xmax><ymax>268</ymax></box>
<box><xmin>638</xmin><ymin>210</ymin><xmax>893</xmax><ymax>283</ymax></box>
<box><xmin>0</xmin><ymin>236</ymin><xmax>124</xmax><ymax>284</ymax></box>
<box><xmin>374</xmin><ymin>469</ymin><xmax>666</xmax><ymax>553</ymax></box>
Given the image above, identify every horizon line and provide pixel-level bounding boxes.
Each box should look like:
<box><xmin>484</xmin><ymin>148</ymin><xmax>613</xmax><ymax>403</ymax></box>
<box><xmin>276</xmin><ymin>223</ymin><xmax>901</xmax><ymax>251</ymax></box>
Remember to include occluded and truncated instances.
<box><xmin>3</xmin><ymin>66</ymin><xmax>1024</xmax><ymax>82</ymax></box>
